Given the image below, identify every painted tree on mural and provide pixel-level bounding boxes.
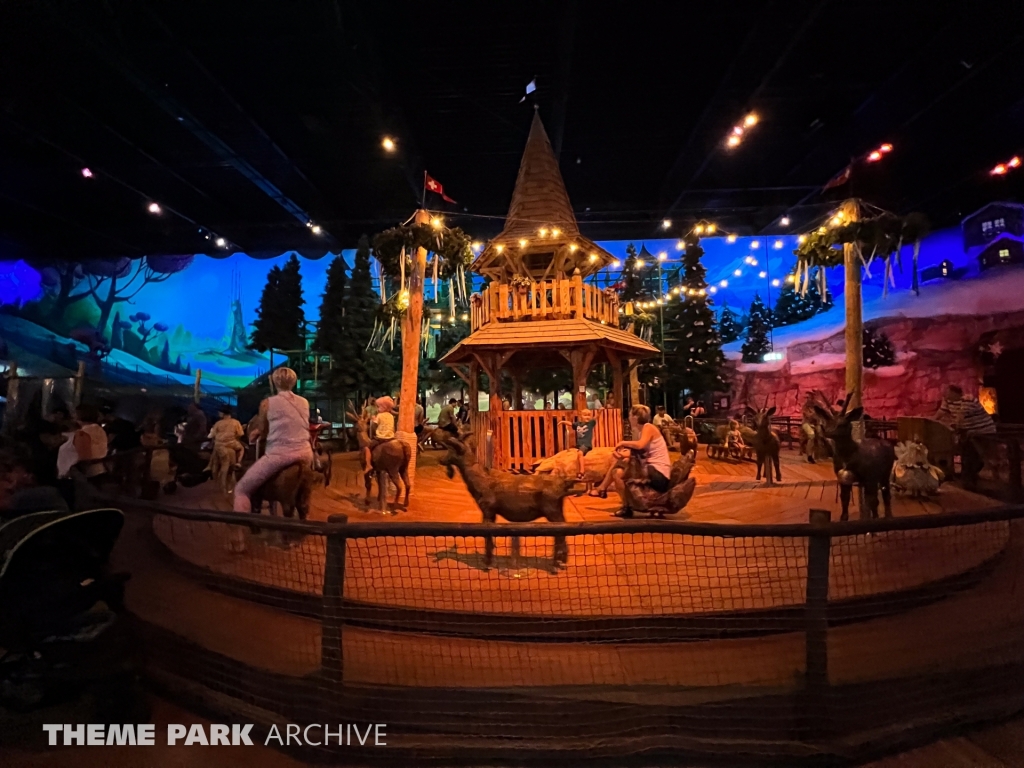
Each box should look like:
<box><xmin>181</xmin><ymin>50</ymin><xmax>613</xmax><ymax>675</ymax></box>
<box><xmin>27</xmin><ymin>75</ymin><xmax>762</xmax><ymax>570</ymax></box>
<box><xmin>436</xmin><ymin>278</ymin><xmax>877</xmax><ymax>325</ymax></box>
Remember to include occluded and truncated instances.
<box><xmin>718</xmin><ymin>303</ymin><xmax>740</xmax><ymax>343</ymax></box>
<box><xmin>741</xmin><ymin>293</ymin><xmax>773</xmax><ymax>363</ymax></box>
<box><xmin>315</xmin><ymin>254</ymin><xmax>348</xmax><ymax>354</ymax></box>
<box><xmin>80</xmin><ymin>255</ymin><xmax>194</xmax><ymax>338</ymax></box>
<box><xmin>660</xmin><ymin>237</ymin><xmax>726</xmax><ymax>398</ymax></box>
<box><xmin>250</xmin><ymin>254</ymin><xmax>306</xmax><ymax>354</ymax></box>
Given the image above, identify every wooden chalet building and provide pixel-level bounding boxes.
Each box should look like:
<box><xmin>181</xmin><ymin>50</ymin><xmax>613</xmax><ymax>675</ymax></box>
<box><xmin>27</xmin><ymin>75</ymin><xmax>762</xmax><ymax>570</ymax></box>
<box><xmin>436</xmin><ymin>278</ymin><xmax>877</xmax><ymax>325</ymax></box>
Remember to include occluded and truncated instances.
<box><xmin>441</xmin><ymin>110</ymin><xmax>658</xmax><ymax>470</ymax></box>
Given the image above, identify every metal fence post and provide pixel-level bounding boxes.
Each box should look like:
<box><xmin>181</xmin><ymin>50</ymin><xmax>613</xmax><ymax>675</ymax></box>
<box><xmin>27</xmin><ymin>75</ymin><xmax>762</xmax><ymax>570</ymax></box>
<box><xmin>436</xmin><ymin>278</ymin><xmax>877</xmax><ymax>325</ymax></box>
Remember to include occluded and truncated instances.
<box><xmin>321</xmin><ymin>513</ymin><xmax>348</xmax><ymax>685</ymax></box>
<box><xmin>805</xmin><ymin>508</ymin><xmax>832</xmax><ymax>736</ymax></box>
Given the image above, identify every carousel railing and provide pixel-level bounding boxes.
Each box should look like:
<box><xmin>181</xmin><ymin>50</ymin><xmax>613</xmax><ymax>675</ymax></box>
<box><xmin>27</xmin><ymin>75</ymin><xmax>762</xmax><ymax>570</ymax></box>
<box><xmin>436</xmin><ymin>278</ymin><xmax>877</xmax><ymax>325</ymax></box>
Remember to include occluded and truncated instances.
<box><xmin>470</xmin><ymin>275</ymin><xmax>619</xmax><ymax>331</ymax></box>
<box><xmin>469</xmin><ymin>408</ymin><xmax>622</xmax><ymax>470</ymax></box>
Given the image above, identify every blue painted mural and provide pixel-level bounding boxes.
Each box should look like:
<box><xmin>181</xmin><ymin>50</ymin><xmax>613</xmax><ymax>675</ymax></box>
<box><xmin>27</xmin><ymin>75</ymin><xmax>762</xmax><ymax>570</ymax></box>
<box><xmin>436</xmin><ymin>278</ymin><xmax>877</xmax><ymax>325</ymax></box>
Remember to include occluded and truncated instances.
<box><xmin>0</xmin><ymin>223</ymin><xmax>984</xmax><ymax>390</ymax></box>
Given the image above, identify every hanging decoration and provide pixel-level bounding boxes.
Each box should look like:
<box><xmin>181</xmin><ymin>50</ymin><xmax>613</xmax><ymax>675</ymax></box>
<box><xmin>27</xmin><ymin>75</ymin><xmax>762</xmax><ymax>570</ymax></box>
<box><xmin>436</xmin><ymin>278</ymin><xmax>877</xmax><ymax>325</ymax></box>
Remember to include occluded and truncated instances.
<box><xmin>372</xmin><ymin>222</ymin><xmax>474</xmax><ymax>281</ymax></box>
<box><xmin>792</xmin><ymin>211</ymin><xmax>929</xmax><ymax>298</ymax></box>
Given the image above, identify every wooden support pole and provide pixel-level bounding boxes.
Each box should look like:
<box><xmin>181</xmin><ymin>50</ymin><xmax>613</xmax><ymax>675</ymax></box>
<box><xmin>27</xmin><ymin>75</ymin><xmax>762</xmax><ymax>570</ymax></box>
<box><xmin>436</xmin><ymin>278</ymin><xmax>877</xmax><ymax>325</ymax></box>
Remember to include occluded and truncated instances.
<box><xmin>321</xmin><ymin>513</ymin><xmax>348</xmax><ymax>685</ymax></box>
<box><xmin>842</xmin><ymin>199</ymin><xmax>863</xmax><ymax>410</ymax></box>
<box><xmin>469</xmin><ymin>360</ymin><xmax>480</xmax><ymax>414</ymax></box>
<box><xmin>193</xmin><ymin>370</ymin><xmax>202</xmax><ymax>404</ymax></box>
<box><xmin>397</xmin><ymin>209</ymin><xmax>431</xmax><ymax>491</ymax></box>
<box><xmin>805</xmin><ymin>508</ymin><xmax>832</xmax><ymax>736</ymax></box>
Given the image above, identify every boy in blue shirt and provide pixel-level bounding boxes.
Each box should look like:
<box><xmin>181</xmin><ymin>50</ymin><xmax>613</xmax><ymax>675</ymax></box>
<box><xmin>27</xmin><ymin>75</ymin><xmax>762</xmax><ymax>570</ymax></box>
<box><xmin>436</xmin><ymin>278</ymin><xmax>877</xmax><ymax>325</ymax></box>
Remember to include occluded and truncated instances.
<box><xmin>559</xmin><ymin>408</ymin><xmax>597</xmax><ymax>478</ymax></box>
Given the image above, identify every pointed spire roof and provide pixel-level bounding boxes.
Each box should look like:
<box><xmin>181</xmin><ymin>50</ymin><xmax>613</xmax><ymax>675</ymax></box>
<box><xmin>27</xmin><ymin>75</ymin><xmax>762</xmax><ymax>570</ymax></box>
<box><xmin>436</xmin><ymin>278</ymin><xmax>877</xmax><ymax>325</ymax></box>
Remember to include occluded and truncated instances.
<box><xmin>501</xmin><ymin>110</ymin><xmax>580</xmax><ymax>240</ymax></box>
<box><xmin>473</xmin><ymin>110</ymin><xmax>615</xmax><ymax>280</ymax></box>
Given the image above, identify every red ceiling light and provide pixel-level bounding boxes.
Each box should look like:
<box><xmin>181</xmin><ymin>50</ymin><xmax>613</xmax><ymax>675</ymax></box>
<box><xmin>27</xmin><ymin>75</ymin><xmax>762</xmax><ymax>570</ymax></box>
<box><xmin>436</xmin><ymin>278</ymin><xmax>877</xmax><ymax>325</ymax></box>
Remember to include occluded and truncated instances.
<box><xmin>879</xmin><ymin>143</ymin><xmax>893</xmax><ymax>153</ymax></box>
<box><xmin>990</xmin><ymin>154</ymin><xmax>1020</xmax><ymax>175</ymax></box>
<box><xmin>867</xmin><ymin>151</ymin><xmax>882</xmax><ymax>162</ymax></box>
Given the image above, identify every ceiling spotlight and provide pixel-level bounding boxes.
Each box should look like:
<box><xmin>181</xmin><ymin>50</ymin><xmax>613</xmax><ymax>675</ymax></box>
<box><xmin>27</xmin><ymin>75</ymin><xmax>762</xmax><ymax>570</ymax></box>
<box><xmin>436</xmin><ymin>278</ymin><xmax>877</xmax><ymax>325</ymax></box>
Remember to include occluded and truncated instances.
<box><xmin>657</xmin><ymin>251</ymin><xmax>667</xmax><ymax>261</ymax></box>
<box><xmin>719</xmin><ymin>279</ymin><xmax>728</xmax><ymax>288</ymax></box>
<box><xmin>1010</xmin><ymin>157</ymin><xmax>1022</xmax><ymax>168</ymax></box>
<box><xmin>727</xmin><ymin>135</ymin><xmax>741</xmax><ymax>148</ymax></box>
<box><xmin>879</xmin><ymin>143</ymin><xmax>892</xmax><ymax>153</ymax></box>
<box><xmin>780</xmin><ymin>216</ymin><xmax>790</xmax><ymax>227</ymax></box>
<box><xmin>744</xmin><ymin>113</ymin><xmax>758</xmax><ymax>127</ymax></box>
<box><xmin>759</xmin><ymin>271</ymin><xmax>767</xmax><ymax>278</ymax></box>
<box><xmin>772</xmin><ymin>279</ymin><xmax>780</xmax><ymax>287</ymax></box>
<box><xmin>867</xmin><ymin>150</ymin><xmax>882</xmax><ymax>162</ymax></box>
<box><xmin>381</xmin><ymin>136</ymin><xmax>396</xmax><ymax>152</ymax></box>
<box><xmin>732</xmin><ymin>126</ymin><xmax>744</xmax><ymax>136</ymax></box>
<box><xmin>311</xmin><ymin>225</ymin><xmax>323</xmax><ymax>235</ymax></box>
<box><xmin>147</xmin><ymin>202</ymin><xmax>162</xmax><ymax>214</ymax></box>
<box><xmin>80</xmin><ymin>167</ymin><xmax>93</xmax><ymax>178</ymax></box>
<box><xmin>215</xmin><ymin>237</ymin><xmax>227</xmax><ymax>248</ymax></box>
<box><xmin>306</xmin><ymin>221</ymin><xmax>313</xmax><ymax>228</ymax></box>
<box><xmin>662</xmin><ymin>219</ymin><xmax>672</xmax><ymax>229</ymax></box>
<box><xmin>991</xmin><ymin>164</ymin><xmax>1008</xmax><ymax>176</ymax></box>
<box><xmin>751</xmin><ymin>240</ymin><xmax>760</xmax><ymax>249</ymax></box>
<box><xmin>726</xmin><ymin>234</ymin><xmax>737</xmax><ymax>243</ymax></box>
<box><xmin>773</xmin><ymin>240</ymin><xmax>783</xmax><ymax>249</ymax></box>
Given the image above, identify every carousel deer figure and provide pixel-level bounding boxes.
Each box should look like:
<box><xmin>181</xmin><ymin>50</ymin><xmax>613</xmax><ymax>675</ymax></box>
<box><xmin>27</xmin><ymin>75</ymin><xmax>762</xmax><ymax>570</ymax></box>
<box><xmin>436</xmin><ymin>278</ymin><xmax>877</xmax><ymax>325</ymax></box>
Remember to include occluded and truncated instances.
<box><xmin>747</xmin><ymin>401</ymin><xmax>782</xmax><ymax>485</ymax></box>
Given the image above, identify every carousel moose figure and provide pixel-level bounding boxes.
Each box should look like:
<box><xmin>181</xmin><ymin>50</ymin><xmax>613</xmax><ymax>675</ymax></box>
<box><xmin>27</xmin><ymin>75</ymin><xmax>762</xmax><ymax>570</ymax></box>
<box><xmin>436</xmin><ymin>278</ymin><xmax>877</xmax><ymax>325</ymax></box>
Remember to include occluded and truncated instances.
<box><xmin>814</xmin><ymin>394</ymin><xmax>896</xmax><ymax>520</ymax></box>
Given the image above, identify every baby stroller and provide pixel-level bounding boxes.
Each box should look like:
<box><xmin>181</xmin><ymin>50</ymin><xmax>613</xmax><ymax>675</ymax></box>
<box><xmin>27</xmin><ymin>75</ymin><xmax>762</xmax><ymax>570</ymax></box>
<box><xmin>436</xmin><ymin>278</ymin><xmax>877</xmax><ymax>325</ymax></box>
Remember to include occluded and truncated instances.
<box><xmin>0</xmin><ymin>508</ymin><xmax>144</xmax><ymax>719</ymax></box>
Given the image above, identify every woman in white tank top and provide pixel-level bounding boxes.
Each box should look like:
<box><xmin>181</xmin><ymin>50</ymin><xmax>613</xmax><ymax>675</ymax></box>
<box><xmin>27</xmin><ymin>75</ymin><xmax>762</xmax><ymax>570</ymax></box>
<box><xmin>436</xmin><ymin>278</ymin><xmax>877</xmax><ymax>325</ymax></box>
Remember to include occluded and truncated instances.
<box><xmin>233</xmin><ymin>367</ymin><xmax>313</xmax><ymax>513</ymax></box>
<box><xmin>588</xmin><ymin>404</ymin><xmax>672</xmax><ymax>518</ymax></box>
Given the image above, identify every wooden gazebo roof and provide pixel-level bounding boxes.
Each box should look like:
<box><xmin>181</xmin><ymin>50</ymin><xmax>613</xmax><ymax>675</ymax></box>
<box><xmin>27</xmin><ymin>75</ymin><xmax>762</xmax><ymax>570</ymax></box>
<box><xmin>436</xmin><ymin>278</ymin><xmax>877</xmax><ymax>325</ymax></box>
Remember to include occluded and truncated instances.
<box><xmin>472</xmin><ymin>110</ymin><xmax>617</xmax><ymax>282</ymax></box>
<box><xmin>439</xmin><ymin>317</ymin><xmax>659</xmax><ymax>367</ymax></box>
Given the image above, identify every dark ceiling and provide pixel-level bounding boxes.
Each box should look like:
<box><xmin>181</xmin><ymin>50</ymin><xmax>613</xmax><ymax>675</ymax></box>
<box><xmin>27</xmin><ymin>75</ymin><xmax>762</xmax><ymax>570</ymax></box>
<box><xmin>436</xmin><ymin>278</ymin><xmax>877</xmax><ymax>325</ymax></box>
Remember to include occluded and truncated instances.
<box><xmin>2</xmin><ymin>0</ymin><xmax>1023</xmax><ymax>261</ymax></box>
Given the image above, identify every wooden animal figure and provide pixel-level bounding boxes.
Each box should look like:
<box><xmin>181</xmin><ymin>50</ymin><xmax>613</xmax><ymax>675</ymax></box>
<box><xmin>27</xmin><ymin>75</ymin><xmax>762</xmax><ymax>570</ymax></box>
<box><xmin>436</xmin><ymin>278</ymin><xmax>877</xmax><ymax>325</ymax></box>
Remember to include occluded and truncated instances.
<box><xmin>208</xmin><ymin>443</ymin><xmax>239</xmax><ymax>495</ymax></box>
<box><xmin>814</xmin><ymin>395</ymin><xmax>896</xmax><ymax>521</ymax></box>
<box><xmin>747</xmin><ymin>405</ymin><xmax>782</xmax><ymax>485</ymax></box>
<box><xmin>622</xmin><ymin>451</ymin><xmax>698</xmax><ymax>518</ymax></box>
<box><xmin>249</xmin><ymin>462</ymin><xmax>324</xmax><ymax>520</ymax></box>
<box><xmin>532</xmin><ymin>447</ymin><xmax>617</xmax><ymax>483</ymax></box>
<box><xmin>438</xmin><ymin>433</ymin><xmax>570</xmax><ymax>570</ymax></box>
<box><xmin>349</xmin><ymin>408</ymin><xmax>411</xmax><ymax>514</ymax></box>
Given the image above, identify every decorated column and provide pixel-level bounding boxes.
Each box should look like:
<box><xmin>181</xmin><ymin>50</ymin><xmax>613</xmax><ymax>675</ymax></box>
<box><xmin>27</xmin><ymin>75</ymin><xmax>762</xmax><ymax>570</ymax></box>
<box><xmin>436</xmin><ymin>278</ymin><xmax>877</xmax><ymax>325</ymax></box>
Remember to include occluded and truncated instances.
<box><xmin>396</xmin><ymin>210</ymin><xmax>430</xmax><ymax>489</ymax></box>
<box><xmin>842</xmin><ymin>200</ymin><xmax>863</xmax><ymax>410</ymax></box>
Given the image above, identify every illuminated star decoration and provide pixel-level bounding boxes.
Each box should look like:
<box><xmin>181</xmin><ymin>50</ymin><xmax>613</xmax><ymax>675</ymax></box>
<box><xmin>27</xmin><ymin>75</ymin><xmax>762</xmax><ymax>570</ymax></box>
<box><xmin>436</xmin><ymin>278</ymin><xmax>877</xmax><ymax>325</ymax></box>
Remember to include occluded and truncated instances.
<box><xmin>988</xmin><ymin>341</ymin><xmax>1004</xmax><ymax>359</ymax></box>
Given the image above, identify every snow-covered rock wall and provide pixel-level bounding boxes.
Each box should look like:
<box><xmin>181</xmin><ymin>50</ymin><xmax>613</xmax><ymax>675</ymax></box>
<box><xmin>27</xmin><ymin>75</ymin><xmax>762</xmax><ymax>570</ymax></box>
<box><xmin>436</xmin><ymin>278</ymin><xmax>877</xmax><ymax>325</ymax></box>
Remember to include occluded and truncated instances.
<box><xmin>724</xmin><ymin>267</ymin><xmax>1024</xmax><ymax>418</ymax></box>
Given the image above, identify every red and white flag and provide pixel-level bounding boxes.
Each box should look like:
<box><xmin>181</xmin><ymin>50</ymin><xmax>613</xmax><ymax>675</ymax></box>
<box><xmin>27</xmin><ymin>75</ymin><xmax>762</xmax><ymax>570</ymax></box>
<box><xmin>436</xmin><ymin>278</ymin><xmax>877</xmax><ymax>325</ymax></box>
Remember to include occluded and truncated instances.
<box><xmin>424</xmin><ymin>172</ymin><xmax>456</xmax><ymax>203</ymax></box>
<box><xmin>823</xmin><ymin>164</ymin><xmax>852</xmax><ymax>191</ymax></box>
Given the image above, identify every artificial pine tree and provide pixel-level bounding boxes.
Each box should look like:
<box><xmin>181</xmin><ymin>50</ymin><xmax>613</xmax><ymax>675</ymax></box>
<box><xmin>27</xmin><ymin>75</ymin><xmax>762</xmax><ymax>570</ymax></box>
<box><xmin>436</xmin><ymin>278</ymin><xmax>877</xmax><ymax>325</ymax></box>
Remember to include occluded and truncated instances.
<box><xmin>660</xmin><ymin>237</ymin><xmax>726</xmax><ymax>398</ymax></box>
<box><xmin>316</xmin><ymin>254</ymin><xmax>348</xmax><ymax>354</ymax></box>
<box><xmin>250</xmin><ymin>257</ymin><xmax>306</xmax><ymax>353</ymax></box>
<box><xmin>862</xmin><ymin>327</ymin><xmax>896</xmax><ymax>368</ymax></box>
<box><xmin>323</xmin><ymin>235</ymin><xmax>398</xmax><ymax>403</ymax></box>
<box><xmin>741</xmin><ymin>293</ymin><xmax>773</xmax><ymax>363</ymax></box>
<box><xmin>773</xmin><ymin>269</ymin><xmax>834</xmax><ymax>327</ymax></box>
<box><xmin>618</xmin><ymin>243</ymin><xmax>646</xmax><ymax>305</ymax></box>
<box><xmin>719</xmin><ymin>303</ymin><xmax>740</xmax><ymax>343</ymax></box>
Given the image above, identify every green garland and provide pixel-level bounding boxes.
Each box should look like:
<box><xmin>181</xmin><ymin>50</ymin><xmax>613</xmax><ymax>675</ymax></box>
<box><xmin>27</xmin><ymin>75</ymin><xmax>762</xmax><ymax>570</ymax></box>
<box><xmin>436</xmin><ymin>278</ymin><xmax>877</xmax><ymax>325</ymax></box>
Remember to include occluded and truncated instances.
<box><xmin>372</xmin><ymin>222</ymin><xmax>474</xmax><ymax>280</ymax></box>
<box><xmin>793</xmin><ymin>212</ymin><xmax>929</xmax><ymax>269</ymax></box>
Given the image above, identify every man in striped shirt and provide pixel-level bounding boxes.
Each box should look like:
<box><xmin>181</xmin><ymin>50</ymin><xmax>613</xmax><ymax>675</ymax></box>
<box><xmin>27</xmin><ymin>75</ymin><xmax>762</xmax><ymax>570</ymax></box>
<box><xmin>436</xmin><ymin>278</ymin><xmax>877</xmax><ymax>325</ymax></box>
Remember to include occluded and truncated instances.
<box><xmin>935</xmin><ymin>385</ymin><xmax>995</xmax><ymax>489</ymax></box>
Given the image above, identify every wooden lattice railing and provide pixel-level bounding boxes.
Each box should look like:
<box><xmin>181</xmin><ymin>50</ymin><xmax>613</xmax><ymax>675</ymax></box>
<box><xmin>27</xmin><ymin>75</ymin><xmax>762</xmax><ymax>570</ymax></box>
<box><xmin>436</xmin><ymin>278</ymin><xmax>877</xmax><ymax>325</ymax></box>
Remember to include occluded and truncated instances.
<box><xmin>470</xmin><ymin>275</ymin><xmax>619</xmax><ymax>331</ymax></box>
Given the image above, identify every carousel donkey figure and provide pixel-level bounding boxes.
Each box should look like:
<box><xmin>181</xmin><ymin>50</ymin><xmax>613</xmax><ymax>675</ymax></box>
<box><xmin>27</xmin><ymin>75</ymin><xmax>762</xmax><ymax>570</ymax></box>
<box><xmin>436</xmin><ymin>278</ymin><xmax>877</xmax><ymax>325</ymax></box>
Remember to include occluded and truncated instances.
<box><xmin>438</xmin><ymin>432</ymin><xmax>571</xmax><ymax>570</ymax></box>
<box><xmin>814</xmin><ymin>394</ymin><xmax>896</xmax><ymax>521</ymax></box>
<box><xmin>348</xmin><ymin>407</ymin><xmax>411</xmax><ymax>514</ymax></box>
<box><xmin>747</xmin><ymin>403</ymin><xmax>782</xmax><ymax>485</ymax></box>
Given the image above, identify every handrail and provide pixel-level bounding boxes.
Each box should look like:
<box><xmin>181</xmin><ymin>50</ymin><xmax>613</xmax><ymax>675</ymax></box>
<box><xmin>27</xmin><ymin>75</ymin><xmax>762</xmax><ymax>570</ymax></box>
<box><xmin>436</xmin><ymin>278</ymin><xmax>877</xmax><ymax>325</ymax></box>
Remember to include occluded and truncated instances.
<box><xmin>111</xmin><ymin>493</ymin><xmax>1024</xmax><ymax>539</ymax></box>
<box><xmin>471</xmin><ymin>275</ymin><xmax>619</xmax><ymax>331</ymax></box>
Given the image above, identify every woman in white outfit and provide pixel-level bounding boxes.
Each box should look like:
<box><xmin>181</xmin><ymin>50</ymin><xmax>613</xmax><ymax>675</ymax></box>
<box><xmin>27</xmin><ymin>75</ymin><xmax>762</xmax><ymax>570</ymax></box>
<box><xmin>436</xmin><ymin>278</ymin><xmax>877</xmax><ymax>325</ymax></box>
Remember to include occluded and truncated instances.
<box><xmin>233</xmin><ymin>367</ymin><xmax>313</xmax><ymax>513</ymax></box>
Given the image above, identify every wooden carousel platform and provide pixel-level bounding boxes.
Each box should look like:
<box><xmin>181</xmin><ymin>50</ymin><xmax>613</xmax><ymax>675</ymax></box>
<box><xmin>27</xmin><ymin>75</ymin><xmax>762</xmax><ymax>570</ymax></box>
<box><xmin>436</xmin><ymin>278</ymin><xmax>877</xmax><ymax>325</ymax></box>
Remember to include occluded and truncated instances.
<box><xmin>140</xmin><ymin>447</ymin><xmax>1005</xmax><ymax>623</ymax></box>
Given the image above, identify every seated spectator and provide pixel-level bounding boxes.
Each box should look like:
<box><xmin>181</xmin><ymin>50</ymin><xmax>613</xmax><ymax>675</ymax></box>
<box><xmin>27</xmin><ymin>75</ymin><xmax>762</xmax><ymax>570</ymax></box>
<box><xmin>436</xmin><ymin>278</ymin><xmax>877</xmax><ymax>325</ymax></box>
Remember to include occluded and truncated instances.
<box><xmin>1</xmin><ymin>447</ymin><xmax>68</xmax><ymax>519</ymax></box>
